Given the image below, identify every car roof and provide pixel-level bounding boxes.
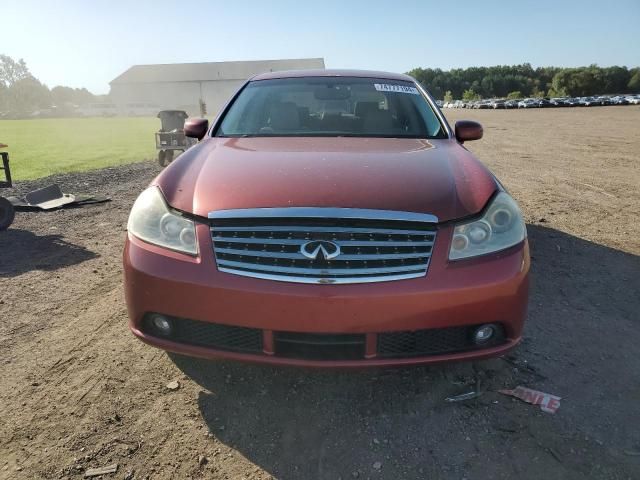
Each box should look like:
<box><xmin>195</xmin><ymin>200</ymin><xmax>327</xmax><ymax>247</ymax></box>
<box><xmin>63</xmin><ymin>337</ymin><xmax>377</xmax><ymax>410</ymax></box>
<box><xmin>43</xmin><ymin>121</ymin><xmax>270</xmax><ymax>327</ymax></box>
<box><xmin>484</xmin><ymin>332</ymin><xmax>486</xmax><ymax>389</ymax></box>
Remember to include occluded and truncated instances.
<box><xmin>250</xmin><ymin>69</ymin><xmax>416</xmax><ymax>82</ymax></box>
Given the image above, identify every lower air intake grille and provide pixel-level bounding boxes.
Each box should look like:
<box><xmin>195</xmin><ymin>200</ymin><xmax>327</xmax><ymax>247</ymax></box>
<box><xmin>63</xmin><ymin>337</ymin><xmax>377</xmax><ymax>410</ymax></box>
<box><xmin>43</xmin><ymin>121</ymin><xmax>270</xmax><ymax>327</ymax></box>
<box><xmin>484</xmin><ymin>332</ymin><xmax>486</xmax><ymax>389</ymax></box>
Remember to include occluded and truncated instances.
<box><xmin>144</xmin><ymin>315</ymin><xmax>263</xmax><ymax>353</ymax></box>
<box><xmin>274</xmin><ymin>332</ymin><xmax>366</xmax><ymax>360</ymax></box>
<box><xmin>377</xmin><ymin>325</ymin><xmax>506</xmax><ymax>358</ymax></box>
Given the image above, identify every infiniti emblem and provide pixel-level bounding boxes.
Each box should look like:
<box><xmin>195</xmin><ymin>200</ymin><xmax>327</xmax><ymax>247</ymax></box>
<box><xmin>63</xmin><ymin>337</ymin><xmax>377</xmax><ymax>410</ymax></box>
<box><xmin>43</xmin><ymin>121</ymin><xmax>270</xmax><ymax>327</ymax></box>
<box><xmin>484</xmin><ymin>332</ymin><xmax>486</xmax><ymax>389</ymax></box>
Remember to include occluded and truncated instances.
<box><xmin>300</xmin><ymin>240</ymin><xmax>341</xmax><ymax>260</ymax></box>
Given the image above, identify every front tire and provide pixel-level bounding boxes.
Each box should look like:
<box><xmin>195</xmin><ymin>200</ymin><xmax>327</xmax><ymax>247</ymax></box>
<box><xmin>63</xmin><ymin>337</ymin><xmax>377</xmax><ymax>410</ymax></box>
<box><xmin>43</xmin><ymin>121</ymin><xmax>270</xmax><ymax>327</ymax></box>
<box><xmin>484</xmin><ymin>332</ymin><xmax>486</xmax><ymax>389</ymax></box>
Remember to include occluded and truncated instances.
<box><xmin>158</xmin><ymin>150</ymin><xmax>167</xmax><ymax>167</ymax></box>
<box><xmin>0</xmin><ymin>197</ymin><xmax>15</xmax><ymax>231</ymax></box>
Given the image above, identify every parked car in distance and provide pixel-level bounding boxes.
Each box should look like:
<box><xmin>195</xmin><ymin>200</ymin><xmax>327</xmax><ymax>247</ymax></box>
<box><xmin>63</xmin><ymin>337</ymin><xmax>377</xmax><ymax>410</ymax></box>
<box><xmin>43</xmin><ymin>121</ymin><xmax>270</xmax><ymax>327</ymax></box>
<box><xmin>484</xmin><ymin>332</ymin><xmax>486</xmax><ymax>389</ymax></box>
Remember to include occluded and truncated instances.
<box><xmin>518</xmin><ymin>98</ymin><xmax>538</xmax><ymax>108</ymax></box>
<box><xmin>440</xmin><ymin>93</ymin><xmax>638</xmax><ymax>109</ymax></box>
<box><xmin>579</xmin><ymin>97</ymin><xmax>599</xmax><ymax>106</ymax></box>
<box><xmin>475</xmin><ymin>100</ymin><xmax>492</xmax><ymax>109</ymax></box>
<box><xmin>124</xmin><ymin>69</ymin><xmax>530</xmax><ymax>367</ymax></box>
<box><xmin>610</xmin><ymin>96</ymin><xmax>628</xmax><ymax>105</ymax></box>
<box><xmin>564</xmin><ymin>97</ymin><xmax>581</xmax><ymax>107</ymax></box>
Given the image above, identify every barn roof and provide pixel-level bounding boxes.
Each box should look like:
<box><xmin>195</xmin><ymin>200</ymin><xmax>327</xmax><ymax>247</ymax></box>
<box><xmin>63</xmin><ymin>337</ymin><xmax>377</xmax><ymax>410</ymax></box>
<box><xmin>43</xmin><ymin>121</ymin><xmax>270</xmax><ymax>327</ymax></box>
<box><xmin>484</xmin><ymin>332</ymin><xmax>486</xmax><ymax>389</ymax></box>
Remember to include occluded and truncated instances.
<box><xmin>110</xmin><ymin>58</ymin><xmax>325</xmax><ymax>84</ymax></box>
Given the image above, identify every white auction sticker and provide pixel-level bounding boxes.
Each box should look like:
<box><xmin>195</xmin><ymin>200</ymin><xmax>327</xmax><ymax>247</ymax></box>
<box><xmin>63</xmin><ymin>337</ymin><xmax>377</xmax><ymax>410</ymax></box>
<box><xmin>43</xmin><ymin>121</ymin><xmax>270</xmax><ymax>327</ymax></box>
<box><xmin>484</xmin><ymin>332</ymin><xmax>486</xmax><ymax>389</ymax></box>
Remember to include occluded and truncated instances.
<box><xmin>374</xmin><ymin>84</ymin><xmax>420</xmax><ymax>95</ymax></box>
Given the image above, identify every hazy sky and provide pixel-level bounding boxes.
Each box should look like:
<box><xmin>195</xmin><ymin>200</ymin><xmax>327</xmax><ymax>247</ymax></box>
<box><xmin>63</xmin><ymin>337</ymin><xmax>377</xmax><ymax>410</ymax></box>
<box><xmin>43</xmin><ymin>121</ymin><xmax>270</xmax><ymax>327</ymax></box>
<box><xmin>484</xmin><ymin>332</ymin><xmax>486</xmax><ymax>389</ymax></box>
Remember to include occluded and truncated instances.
<box><xmin>3</xmin><ymin>0</ymin><xmax>639</xmax><ymax>94</ymax></box>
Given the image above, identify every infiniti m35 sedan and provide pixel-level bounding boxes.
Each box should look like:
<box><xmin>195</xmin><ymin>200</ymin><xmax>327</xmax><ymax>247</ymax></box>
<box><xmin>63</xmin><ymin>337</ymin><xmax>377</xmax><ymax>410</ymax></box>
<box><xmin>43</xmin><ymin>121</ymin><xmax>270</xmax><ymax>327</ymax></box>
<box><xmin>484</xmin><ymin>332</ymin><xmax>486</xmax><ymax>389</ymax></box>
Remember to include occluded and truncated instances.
<box><xmin>124</xmin><ymin>69</ymin><xmax>529</xmax><ymax>367</ymax></box>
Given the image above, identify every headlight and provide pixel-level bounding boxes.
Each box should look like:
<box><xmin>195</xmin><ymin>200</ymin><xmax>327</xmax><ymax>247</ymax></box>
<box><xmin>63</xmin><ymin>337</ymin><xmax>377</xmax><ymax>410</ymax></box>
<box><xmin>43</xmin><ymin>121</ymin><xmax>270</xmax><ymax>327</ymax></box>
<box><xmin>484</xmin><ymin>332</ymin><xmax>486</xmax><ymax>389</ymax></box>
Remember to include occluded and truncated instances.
<box><xmin>449</xmin><ymin>192</ymin><xmax>525</xmax><ymax>260</ymax></box>
<box><xmin>127</xmin><ymin>186</ymin><xmax>198</xmax><ymax>255</ymax></box>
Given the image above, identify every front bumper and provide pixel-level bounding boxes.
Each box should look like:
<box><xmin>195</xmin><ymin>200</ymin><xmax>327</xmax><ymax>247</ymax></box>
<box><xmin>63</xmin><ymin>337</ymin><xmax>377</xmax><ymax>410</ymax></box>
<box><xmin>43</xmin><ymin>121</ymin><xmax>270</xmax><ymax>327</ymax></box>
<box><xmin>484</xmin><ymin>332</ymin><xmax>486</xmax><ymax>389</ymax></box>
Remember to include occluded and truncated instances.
<box><xmin>124</xmin><ymin>223</ymin><xmax>530</xmax><ymax>367</ymax></box>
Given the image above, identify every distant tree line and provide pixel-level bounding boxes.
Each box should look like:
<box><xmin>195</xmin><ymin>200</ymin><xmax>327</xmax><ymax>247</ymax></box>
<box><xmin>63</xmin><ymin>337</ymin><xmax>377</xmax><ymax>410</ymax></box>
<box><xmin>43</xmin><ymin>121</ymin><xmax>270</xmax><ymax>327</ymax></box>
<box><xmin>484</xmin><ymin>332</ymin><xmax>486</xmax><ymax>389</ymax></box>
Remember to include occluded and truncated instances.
<box><xmin>0</xmin><ymin>54</ymin><xmax>98</xmax><ymax>115</ymax></box>
<box><xmin>408</xmin><ymin>64</ymin><xmax>640</xmax><ymax>100</ymax></box>
<box><xmin>3</xmin><ymin>55</ymin><xmax>639</xmax><ymax>114</ymax></box>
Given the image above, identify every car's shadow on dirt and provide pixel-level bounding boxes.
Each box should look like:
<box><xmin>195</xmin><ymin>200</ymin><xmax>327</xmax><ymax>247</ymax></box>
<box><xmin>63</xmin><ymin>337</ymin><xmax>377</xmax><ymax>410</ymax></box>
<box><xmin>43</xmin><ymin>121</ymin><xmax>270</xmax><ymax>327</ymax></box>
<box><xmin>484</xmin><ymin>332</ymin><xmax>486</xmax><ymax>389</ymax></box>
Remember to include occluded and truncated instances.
<box><xmin>0</xmin><ymin>228</ymin><xmax>98</xmax><ymax>277</ymax></box>
<box><xmin>171</xmin><ymin>353</ymin><xmax>498</xmax><ymax>479</ymax></box>
<box><xmin>170</xmin><ymin>224</ymin><xmax>639</xmax><ymax>479</ymax></box>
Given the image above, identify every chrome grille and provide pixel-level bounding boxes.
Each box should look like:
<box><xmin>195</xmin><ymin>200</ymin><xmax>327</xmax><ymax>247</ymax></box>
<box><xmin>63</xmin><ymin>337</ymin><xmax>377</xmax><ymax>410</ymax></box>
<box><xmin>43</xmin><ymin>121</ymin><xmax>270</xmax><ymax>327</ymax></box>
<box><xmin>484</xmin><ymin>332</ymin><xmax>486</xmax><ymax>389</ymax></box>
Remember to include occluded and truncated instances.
<box><xmin>209</xmin><ymin>208</ymin><xmax>437</xmax><ymax>284</ymax></box>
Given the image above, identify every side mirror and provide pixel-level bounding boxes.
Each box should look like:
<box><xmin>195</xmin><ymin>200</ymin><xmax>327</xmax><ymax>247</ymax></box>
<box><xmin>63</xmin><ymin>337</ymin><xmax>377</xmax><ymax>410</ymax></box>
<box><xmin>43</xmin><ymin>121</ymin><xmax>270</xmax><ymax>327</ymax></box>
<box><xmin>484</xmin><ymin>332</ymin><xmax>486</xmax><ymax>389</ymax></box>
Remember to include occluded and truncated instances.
<box><xmin>455</xmin><ymin>120</ymin><xmax>483</xmax><ymax>143</ymax></box>
<box><xmin>184</xmin><ymin>118</ymin><xmax>209</xmax><ymax>140</ymax></box>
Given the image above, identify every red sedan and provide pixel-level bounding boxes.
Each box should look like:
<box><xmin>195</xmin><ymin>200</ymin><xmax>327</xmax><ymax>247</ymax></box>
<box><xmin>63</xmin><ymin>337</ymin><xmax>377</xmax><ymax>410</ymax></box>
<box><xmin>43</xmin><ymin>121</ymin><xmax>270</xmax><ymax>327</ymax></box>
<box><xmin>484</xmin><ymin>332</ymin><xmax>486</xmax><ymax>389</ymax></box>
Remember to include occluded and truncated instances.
<box><xmin>124</xmin><ymin>70</ymin><xmax>529</xmax><ymax>367</ymax></box>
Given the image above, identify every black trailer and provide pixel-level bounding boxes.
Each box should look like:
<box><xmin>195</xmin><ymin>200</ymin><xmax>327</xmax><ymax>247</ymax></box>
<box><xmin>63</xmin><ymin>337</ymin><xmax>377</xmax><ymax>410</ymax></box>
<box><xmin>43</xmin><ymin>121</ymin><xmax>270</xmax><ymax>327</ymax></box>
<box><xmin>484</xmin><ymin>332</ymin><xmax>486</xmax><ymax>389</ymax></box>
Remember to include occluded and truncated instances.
<box><xmin>0</xmin><ymin>144</ymin><xmax>14</xmax><ymax>230</ymax></box>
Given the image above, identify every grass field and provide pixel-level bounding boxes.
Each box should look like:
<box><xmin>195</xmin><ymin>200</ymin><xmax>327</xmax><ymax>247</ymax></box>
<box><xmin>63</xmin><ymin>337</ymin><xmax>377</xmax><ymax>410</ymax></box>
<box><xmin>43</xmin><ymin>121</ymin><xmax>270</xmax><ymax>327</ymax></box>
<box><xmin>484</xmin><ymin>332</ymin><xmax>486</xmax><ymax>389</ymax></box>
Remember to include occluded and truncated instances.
<box><xmin>0</xmin><ymin>117</ymin><xmax>158</xmax><ymax>180</ymax></box>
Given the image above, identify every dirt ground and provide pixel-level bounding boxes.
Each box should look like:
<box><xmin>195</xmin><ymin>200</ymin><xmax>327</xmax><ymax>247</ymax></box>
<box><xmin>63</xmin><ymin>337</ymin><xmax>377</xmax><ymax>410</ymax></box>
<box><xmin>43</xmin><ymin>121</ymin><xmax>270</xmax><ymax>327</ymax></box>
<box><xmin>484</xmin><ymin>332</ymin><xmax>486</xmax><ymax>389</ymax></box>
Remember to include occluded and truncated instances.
<box><xmin>1</xmin><ymin>106</ymin><xmax>639</xmax><ymax>480</ymax></box>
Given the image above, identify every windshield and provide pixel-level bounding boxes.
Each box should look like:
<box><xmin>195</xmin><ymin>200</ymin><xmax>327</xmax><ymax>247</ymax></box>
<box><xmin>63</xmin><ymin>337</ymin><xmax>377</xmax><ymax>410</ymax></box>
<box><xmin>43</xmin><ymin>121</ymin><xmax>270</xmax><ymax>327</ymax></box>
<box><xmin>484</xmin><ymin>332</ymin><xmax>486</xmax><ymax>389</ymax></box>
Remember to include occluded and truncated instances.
<box><xmin>215</xmin><ymin>77</ymin><xmax>446</xmax><ymax>138</ymax></box>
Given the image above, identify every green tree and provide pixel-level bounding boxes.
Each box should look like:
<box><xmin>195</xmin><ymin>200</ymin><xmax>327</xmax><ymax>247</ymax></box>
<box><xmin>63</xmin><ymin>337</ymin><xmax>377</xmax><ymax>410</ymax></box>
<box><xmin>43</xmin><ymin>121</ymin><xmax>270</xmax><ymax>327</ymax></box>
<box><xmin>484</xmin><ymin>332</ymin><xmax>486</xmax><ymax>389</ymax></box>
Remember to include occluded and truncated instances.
<box><xmin>628</xmin><ymin>69</ymin><xmax>640</xmax><ymax>92</ymax></box>
<box><xmin>0</xmin><ymin>54</ymin><xmax>59</xmax><ymax>114</ymax></box>
<box><xmin>547</xmin><ymin>86</ymin><xmax>568</xmax><ymax>98</ymax></box>
<box><xmin>531</xmin><ymin>87</ymin><xmax>546</xmax><ymax>98</ymax></box>
<box><xmin>507</xmin><ymin>91</ymin><xmax>522</xmax><ymax>99</ymax></box>
<box><xmin>443</xmin><ymin>90</ymin><xmax>453</xmax><ymax>102</ymax></box>
<box><xmin>51</xmin><ymin>86</ymin><xmax>95</xmax><ymax>106</ymax></box>
<box><xmin>0</xmin><ymin>54</ymin><xmax>30</xmax><ymax>87</ymax></box>
<box><xmin>0</xmin><ymin>82</ymin><xmax>7</xmax><ymax>109</ymax></box>
<box><xmin>601</xmin><ymin>66</ymin><xmax>630</xmax><ymax>93</ymax></box>
<box><xmin>408</xmin><ymin>64</ymin><xmax>638</xmax><ymax>98</ymax></box>
<box><xmin>462</xmin><ymin>89</ymin><xmax>481</xmax><ymax>101</ymax></box>
<box><xmin>0</xmin><ymin>54</ymin><xmax>104</xmax><ymax>116</ymax></box>
<box><xmin>5</xmin><ymin>76</ymin><xmax>51</xmax><ymax>114</ymax></box>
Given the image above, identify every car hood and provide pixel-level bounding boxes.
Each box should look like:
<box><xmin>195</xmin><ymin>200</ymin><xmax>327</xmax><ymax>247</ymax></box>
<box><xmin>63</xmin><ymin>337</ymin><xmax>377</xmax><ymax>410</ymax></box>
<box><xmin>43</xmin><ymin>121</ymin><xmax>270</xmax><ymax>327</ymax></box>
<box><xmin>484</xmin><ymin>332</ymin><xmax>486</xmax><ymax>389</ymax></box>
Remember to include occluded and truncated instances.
<box><xmin>156</xmin><ymin>137</ymin><xmax>498</xmax><ymax>223</ymax></box>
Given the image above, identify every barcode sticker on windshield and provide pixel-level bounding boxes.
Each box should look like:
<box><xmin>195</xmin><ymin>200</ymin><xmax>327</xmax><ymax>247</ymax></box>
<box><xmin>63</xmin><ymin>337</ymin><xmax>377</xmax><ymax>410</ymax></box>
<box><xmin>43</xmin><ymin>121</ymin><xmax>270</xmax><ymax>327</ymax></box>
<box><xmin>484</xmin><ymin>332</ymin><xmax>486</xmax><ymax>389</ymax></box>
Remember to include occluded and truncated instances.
<box><xmin>374</xmin><ymin>84</ymin><xmax>420</xmax><ymax>95</ymax></box>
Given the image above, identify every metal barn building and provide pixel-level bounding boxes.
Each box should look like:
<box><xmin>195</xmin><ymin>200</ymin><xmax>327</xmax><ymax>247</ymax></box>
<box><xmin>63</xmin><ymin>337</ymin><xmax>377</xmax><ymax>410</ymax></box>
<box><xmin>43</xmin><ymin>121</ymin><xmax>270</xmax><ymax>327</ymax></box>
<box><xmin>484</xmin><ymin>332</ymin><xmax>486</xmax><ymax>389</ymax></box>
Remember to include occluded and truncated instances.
<box><xmin>109</xmin><ymin>58</ymin><xmax>325</xmax><ymax>116</ymax></box>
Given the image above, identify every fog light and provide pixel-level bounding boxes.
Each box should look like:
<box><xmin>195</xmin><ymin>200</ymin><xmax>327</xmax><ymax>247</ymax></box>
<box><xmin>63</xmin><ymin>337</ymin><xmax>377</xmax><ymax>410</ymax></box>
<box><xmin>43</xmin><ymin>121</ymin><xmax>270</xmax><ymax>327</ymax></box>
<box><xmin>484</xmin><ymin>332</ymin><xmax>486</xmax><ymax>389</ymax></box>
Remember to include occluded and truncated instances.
<box><xmin>150</xmin><ymin>314</ymin><xmax>173</xmax><ymax>336</ymax></box>
<box><xmin>474</xmin><ymin>324</ymin><xmax>495</xmax><ymax>344</ymax></box>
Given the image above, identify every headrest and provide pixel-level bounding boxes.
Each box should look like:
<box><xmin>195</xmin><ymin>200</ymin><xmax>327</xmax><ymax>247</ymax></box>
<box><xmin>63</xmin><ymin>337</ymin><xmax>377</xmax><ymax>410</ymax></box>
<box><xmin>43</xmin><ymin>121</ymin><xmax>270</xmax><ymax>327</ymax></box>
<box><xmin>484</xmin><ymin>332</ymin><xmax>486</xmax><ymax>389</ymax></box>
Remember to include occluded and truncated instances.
<box><xmin>355</xmin><ymin>101</ymin><xmax>379</xmax><ymax>118</ymax></box>
<box><xmin>270</xmin><ymin>102</ymin><xmax>300</xmax><ymax>131</ymax></box>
